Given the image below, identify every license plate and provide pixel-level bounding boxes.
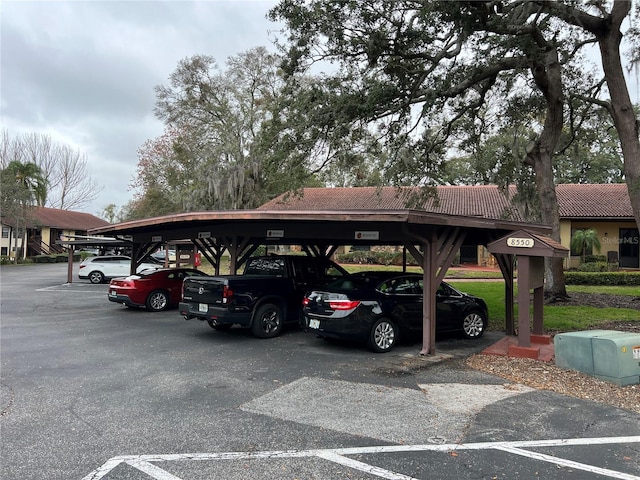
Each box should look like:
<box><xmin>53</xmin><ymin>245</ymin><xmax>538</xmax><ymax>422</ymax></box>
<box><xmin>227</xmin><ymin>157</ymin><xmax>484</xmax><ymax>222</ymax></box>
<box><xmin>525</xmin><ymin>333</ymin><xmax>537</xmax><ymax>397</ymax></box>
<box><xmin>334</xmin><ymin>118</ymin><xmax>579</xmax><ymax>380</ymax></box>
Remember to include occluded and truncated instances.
<box><xmin>309</xmin><ymin>319</ymin><xmax>320</xmax><ymax>329</ymax></box>
<box><xmin>199</xmin><ymin>303</ymin><xmax>208</xmax><ymax>313</ymax></box>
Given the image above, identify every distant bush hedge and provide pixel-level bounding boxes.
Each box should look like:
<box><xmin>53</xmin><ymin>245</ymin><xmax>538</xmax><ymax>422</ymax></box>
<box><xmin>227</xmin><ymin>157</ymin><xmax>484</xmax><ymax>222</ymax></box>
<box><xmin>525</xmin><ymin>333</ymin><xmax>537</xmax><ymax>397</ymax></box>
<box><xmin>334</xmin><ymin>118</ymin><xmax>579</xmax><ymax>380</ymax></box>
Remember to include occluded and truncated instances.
<box><xmin>576</xmin><ymin>261</ymin><xmax>608</xmax><ymax>272</ymax></box>
<box><xmin>565</xmin><ymin>271</ymin><xmax>640</xmax><ymax>286</ymax></box>
<box><xmin>584</xmin><ymin>254</ymin><xmax>607</xmax><ymax>263</ymax></box>
<box><xmin>34</xmin><ymin>255</ymin><xmax>57</xmax><ymax>263</ymax></box>
<box><xmin>335</xmin><ymin>251</ymin><xmax>420</xmax><ymax>266</ymax></box>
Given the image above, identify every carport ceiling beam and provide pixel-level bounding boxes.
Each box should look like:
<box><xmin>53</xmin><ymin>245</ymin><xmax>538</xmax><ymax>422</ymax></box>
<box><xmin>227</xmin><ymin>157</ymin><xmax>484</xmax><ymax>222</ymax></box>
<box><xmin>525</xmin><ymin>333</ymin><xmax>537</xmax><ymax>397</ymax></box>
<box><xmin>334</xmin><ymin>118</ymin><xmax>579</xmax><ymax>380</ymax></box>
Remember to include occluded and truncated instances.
<box><xmin>435</xmin><ymin>228</ymin><xmax>466</xmax><ymax>285</ymax></box>
<box><xmin>193</xmin><ymin>238</ymin><xmax>226</xmax><ymax>275</ymax></box>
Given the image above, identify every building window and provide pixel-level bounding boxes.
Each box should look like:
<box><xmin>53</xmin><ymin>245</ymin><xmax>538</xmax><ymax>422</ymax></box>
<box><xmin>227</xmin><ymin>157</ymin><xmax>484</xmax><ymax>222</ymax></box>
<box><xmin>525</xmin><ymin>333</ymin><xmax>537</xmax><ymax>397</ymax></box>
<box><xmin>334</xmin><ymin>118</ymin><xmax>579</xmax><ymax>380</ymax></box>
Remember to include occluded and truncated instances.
<box><xmin>2</xmin><ymin>227</ymin><xmax>9</xmax><ymax>239</ymax></box>
<box><xmin>1</xmin><ymin>247</ymin><xmax>7</xmax><ymax>256</ymax></box>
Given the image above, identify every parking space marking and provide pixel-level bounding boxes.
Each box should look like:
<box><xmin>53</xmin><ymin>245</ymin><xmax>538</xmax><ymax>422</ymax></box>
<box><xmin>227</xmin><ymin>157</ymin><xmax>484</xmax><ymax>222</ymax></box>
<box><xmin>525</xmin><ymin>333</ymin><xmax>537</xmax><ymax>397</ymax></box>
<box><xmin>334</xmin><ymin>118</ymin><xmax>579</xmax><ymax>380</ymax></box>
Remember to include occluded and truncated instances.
<box><xmin>82</xmin><ymin>435</ymin><xmax>640</xmax><ymax>480</ymax></box>
<box><xmin>315</xmin><ymin>451</ymin><xmax>417</xmax><ymax>479</ymax></box>
<box><xmin>496</xmin><ymin>445</ymin><xmax>640</xmax><ymax>480</ymax></box>
<box><xmin>36</xmin><ymin>284</ymin><xmax>107</xmax><ymax>295</ymax></box>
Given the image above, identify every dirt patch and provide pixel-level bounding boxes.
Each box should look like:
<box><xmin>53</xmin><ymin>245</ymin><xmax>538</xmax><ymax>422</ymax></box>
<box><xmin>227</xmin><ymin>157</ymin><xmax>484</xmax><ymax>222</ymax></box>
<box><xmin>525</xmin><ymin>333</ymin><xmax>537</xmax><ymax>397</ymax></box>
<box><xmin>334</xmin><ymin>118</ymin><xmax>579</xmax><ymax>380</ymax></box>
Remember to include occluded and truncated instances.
<box><xmin>549</xmin><ymin>291</ymin><xmax>640</xmax><ymax>311</ymax></box>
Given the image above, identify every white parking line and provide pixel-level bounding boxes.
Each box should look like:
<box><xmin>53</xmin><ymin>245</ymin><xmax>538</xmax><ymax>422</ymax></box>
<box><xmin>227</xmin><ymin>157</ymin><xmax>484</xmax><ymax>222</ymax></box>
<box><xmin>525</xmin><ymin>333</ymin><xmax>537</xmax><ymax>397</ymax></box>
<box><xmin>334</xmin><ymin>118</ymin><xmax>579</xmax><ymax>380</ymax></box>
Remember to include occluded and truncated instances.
<box><xmin>82</xmin><ymin>435</ymin><xmax>640</xmax><ymax>480</ymax></box>
<box><xmin>496</xmin><ymin>445</ymin><xmax>640</xmax><ymax>480</ymax></box>
<box><xmin>36</xmin><ymin>284</ymin><xmax>107</xmax><ymax>295</ymax></box>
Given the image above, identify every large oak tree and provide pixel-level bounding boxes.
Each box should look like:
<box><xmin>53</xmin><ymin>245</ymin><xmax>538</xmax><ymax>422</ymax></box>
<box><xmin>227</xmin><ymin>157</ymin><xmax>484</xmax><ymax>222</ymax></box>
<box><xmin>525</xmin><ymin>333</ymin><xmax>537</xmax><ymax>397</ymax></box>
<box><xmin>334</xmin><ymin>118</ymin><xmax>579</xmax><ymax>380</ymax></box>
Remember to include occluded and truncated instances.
<box><xmin>269</xmin><ymin>0</ymin><xmax>638</xmax><ymax>297</ymax></box>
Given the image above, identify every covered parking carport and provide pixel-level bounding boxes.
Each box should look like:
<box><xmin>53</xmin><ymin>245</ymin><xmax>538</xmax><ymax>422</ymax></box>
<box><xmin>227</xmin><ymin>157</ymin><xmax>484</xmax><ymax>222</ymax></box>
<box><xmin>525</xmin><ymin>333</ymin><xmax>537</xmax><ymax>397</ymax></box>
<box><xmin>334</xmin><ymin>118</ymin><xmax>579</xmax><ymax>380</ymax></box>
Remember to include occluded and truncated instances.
<box><xmin>88</xmin><ymin>209</ymin><xmax>552</xmax><ymax>355</ymax></box>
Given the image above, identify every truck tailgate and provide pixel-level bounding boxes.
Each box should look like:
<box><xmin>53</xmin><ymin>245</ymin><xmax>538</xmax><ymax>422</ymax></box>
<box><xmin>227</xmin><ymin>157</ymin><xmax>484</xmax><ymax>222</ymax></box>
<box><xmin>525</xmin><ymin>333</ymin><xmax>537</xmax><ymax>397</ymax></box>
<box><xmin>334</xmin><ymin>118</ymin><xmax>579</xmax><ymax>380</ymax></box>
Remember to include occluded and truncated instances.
<box><xmin>182</xmin><ymin>276</ymin><xmax>233</xmax><ymax>304</ymax></box>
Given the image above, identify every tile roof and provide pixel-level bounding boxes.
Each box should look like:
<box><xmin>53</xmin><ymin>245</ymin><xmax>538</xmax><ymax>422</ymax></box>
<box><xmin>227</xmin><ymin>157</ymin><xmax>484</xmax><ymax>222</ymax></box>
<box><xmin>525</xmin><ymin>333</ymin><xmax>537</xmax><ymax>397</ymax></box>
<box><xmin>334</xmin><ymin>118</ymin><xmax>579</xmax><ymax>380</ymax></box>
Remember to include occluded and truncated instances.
<box><xmin>556</xmin><ymin>183</ymin><xmax>633</xmax><ymax>218</ymax></box>
<box><xmin>4</xmin><ymin>207</ymin><xmax>111</xmax><ymax>230</ymax></box>
<box><xmin>260</xmin><ymin>184</ymin><xmax>634</xmax><ymax>220</ymax></box>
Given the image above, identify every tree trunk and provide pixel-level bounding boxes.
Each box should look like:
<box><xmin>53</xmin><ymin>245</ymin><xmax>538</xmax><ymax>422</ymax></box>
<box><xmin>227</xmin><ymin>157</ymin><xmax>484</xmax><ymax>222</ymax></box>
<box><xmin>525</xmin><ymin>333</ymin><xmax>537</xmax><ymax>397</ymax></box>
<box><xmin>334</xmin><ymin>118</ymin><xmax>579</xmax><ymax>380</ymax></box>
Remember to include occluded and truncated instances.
<box><xmin>597</xmin><ymin>1</ymin><xmax>640</xmax><ymax>233</ymax></box>
<box><xmin>528</xmin><ymin>47</ymin><xmax>568</xmax><ymax>299</ymax></box>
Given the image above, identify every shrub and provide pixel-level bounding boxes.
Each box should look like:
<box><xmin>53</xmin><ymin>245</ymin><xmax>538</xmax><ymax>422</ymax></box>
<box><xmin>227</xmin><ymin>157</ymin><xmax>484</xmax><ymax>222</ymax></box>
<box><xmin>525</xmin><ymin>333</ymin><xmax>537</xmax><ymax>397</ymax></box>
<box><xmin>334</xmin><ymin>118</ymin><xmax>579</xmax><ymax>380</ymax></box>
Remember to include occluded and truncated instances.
<box><xmin>335</xmin><ymin>251</ymin><xmax>420</xmax><ymax>266</ymax></box>
<box><xmin>584</xmin><ymin>254</ymin><xmax>606</xmax><ymax>263</ymax></box>
<box><xmin>565</xmin><ymin>271</ymin><xmax>640</xmax><ymax>286</ymax></box>
<box><xmin>54</xmin><ymin>254</ymin><xmax>69</xmax><ymax>263</ymax></box>
<box><xmin>576</xmin><ymin>261</ymin><xmax>607</xmax><ymax>272</ymax></box>
<box><xmin>34</xmin><ymin>255</ymin><xmax>56</xmax><ymax>263</ymax></box>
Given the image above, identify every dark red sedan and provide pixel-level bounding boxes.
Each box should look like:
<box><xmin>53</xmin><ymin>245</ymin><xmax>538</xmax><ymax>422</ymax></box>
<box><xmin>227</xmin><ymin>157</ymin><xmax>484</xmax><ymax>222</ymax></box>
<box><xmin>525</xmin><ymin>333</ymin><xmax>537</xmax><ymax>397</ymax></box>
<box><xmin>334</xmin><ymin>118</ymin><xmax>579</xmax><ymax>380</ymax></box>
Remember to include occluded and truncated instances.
<box><xmin>108</xmin><ymin>268</ymin><xmax>209</xmax><ymax>312</ymax></box>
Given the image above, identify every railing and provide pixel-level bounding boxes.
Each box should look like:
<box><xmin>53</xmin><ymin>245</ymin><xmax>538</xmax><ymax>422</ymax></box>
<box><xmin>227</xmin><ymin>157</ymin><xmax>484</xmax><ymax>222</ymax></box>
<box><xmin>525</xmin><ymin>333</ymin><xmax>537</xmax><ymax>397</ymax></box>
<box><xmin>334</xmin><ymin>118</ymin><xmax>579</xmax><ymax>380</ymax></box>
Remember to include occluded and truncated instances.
<box><xmin>28</xmin><ymin>239</ymin><xmax>65</xmax><ymax>255</ymax></box>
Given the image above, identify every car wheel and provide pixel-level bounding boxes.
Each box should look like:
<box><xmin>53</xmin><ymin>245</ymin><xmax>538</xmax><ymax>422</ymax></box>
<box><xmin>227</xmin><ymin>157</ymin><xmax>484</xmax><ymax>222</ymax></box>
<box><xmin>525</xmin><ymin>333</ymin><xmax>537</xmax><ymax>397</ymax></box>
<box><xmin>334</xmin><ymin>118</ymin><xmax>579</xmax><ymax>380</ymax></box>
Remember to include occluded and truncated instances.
<box><xmin>462</xmin><ymin>311</ymin><xmax>486</xmax><ymax>339</ymax></box>
<box><xmin>88</xmin><ymin>271</ymin><xmax>105</xmax><ymax>284</ymax></box>
<box><xmin>368</xmin><ymin>318</ymin><xmax>398</xmax><ymax>353</ymax></box>
<box><xmin>251</xmin><ymin>303</ymin><xmax>283</xmax><ymax>339</ymax></box>
<box><xmin>145</xmin><ymin>290</ymin><xmax>169</xmax><ymax>312</ymax></box>
<box><xmin>207</xmin><ymin>321</ymin><xmax>232</xmax><ymax>331</ymax></box>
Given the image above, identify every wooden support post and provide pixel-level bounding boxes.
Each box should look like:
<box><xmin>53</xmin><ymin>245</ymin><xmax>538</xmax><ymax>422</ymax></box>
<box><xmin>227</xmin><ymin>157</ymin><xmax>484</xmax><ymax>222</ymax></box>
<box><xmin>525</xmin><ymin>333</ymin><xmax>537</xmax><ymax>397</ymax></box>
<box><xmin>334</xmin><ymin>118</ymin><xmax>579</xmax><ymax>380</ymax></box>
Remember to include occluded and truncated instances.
<box><xmin>532</xmin><ymin>286</ymin><xmax>544</xmax><ymax>335</ymax></box>
<box><xmin>67</xmin><ymin>245</ymin><xmax>74</xmax><ymax>284</ymax></box>
<box><xmin>517</xmin><ymin>256</ymin><xmax>531</xmax><ymax>347</ymax></box>
<box><xmin>421</xmin><ymin>236</ymin><xmax>436</xmax><ymax>356</ymax></box>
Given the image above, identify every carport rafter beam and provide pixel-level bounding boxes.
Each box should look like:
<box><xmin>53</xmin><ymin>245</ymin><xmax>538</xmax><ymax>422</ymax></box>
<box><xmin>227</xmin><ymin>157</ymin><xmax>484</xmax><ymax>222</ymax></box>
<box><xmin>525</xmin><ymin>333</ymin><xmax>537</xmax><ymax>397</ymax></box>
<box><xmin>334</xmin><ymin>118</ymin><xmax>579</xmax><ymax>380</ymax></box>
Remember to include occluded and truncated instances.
<box><xmin>301</xmin><ymin>243</ymin><xmax>340</xmax><ymax>259</ymax></box>
<box><xmin>193</xmin><ymin>238</ymin><xmax>226</xmax><ymax>275</ymax></box>
<box><xmin>132</xmin><ymin>241</ymin><xmax>162</xmax><ymax>274</ymax></box>
<box><xmin>435</xmin><ymin>228</ymin><xmax>466</xmax><ymax>285</ymax></box>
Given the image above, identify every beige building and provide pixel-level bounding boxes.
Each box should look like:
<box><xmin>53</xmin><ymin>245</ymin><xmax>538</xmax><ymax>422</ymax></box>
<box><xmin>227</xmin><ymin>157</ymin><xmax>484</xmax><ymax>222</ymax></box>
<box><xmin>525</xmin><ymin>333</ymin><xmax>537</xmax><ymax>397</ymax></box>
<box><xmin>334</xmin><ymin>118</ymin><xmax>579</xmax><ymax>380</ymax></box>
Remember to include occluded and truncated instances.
<box><xmin>1</xmin><ymin>207</ymin><xmax>110</xmax><ymax>259</ymax></box>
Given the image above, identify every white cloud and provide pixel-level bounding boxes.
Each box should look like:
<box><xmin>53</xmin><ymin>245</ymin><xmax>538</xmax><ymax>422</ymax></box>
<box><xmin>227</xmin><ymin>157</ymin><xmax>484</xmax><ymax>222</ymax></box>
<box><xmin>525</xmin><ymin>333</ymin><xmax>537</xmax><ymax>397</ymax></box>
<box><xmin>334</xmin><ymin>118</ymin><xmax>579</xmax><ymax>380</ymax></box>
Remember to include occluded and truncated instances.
<box><xmin>1</xmin><ymin>0</ymin><xmax>280</xmax><ymax>217</ymax></box>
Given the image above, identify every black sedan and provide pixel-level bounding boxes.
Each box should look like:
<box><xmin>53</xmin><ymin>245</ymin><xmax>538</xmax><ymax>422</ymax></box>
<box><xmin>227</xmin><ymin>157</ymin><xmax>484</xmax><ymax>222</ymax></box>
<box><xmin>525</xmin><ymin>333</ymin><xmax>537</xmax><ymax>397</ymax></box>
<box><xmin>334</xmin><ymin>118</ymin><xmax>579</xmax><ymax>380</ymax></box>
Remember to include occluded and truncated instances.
<box><xmin>301</xmin><ymin>271</ymin><xmax>488</xmax><ymax>353</ymax></box>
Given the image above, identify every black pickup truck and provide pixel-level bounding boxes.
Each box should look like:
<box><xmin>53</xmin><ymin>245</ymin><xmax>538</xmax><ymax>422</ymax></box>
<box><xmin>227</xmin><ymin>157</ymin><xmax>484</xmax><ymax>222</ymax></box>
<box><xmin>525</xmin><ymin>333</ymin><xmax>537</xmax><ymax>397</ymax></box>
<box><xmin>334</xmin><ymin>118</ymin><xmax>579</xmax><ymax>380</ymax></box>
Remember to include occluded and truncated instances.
<box><xmin>179</xmin><ymin>255</ymin><xmax>347</xmax><ymax>338</ymax></box>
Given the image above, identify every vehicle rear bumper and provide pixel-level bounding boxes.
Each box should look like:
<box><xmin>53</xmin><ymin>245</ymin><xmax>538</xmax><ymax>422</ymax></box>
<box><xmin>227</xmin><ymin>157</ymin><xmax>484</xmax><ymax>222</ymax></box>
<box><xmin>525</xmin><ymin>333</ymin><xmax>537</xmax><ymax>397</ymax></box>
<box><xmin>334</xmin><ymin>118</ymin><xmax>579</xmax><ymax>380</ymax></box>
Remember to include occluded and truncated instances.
<box><xmin>108</xmin><ymin>293</ymin><xmax>142</xmax><ymax>308</ymax></box>
<box><xmin>179</xmin><ymin>302</ymin><xmax>251</xmax><ymax>327</ymax></box>
<box><xmin>301</xmin><ymin>314</ymin><xmax>368</xmax><ymax>341</ymax></box>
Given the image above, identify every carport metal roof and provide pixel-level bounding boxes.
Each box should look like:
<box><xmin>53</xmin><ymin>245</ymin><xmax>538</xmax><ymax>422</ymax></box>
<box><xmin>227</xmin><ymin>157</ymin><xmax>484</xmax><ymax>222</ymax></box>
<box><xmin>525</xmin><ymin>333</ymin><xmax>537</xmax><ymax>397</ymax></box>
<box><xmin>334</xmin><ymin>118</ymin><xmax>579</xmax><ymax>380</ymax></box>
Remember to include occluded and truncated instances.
<box><xmin>88</xmin><ymin>208</ymin><xmax>549</xmax><ymax>244</ymax></box>
<box><xmin>88</xmin><ymin>209</ymin><xmax>552</xmax><ymax>355</ymax></box>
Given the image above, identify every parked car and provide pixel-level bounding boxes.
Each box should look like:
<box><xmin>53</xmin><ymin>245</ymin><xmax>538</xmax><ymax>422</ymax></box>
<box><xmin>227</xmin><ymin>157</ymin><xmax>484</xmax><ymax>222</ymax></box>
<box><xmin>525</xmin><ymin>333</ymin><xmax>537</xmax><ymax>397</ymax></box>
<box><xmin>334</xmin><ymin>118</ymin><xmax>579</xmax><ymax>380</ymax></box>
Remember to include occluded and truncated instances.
<box><xmin>180</xmin><ymin>255</ymin><xmax>347</xmax><ymax>338</ymax></box>
<box><xmin>78</xmin><ymin>255</ymin><xmax>160</xmax><ymax>284</ymax></box>
<box><xmin>301</xmin><ymin>271</ymin><xmax>488</xmax><ymax>353</ymax></box>
<box><xmin>108</xmin><ymin>268</ymin><xmax>209</xmax><ymax>311</ymax></box>
<box><xmin>151</xmin><ymin>249</ymin><xmax>177</xmax><ymax>263</ymax></box>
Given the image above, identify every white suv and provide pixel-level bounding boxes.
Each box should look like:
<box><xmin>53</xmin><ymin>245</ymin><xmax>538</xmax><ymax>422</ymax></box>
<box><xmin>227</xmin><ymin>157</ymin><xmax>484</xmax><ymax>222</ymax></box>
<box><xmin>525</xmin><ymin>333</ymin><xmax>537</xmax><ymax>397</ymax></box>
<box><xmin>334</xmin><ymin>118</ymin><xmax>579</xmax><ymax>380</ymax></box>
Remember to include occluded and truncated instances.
<box><xmin>78</xmin><ymin>255</ymin><xmax>160</xmax><ymax>284</ymax></box>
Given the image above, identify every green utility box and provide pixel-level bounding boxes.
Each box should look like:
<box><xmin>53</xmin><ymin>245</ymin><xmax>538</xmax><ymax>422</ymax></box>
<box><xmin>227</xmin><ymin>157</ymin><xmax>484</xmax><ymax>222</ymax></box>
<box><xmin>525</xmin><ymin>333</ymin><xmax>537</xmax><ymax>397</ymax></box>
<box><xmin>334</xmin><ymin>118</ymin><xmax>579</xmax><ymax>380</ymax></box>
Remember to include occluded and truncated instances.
<box><xmin>555</xmin><ymin>330</ymin><xmax>640</xmax><ymax>386</ymax></box>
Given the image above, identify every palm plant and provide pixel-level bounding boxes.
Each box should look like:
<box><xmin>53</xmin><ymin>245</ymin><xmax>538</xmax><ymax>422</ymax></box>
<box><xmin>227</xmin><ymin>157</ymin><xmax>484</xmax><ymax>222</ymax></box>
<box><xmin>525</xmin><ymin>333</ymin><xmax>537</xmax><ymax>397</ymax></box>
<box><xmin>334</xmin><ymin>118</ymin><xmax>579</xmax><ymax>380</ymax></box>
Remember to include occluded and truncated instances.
<box><xmin>4</xmin><ymin>160</ymin><xmax>47</xmax><ymax>206</ymax></box>
<box><xmin>571</xmin><ymin>228</ymin><xmax>602</xmax><ymax>264</ymax></box>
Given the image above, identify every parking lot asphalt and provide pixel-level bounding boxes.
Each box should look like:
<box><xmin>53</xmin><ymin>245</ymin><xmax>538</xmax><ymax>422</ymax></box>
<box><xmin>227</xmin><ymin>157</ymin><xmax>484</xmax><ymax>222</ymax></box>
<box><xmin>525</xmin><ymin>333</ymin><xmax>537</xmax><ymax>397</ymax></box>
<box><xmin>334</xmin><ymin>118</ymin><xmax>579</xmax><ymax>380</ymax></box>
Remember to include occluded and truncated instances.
<box><xmin>1</xmin><ymin>263</ymin><xmax>639</xmax><ymax>480</ymax></box>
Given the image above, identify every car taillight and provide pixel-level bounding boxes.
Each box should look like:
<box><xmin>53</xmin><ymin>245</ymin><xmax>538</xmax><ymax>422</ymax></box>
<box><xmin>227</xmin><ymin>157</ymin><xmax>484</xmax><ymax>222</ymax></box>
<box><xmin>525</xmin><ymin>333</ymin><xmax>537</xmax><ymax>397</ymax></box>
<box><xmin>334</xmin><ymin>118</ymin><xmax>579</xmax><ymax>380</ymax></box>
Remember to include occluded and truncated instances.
<box><xmin>222</xmin><ymin>285</ymin><xmax>233</xmax><ymax>304</ymax></box>
<box><xmin>302</xmin><ymin>297</ymin><xmax>310</xmax><ymax>306</ymax></box>
<box><xmin>328</xmin><ymin>300</ymin><xmax>360</xmax><ymax>310</ymax></box>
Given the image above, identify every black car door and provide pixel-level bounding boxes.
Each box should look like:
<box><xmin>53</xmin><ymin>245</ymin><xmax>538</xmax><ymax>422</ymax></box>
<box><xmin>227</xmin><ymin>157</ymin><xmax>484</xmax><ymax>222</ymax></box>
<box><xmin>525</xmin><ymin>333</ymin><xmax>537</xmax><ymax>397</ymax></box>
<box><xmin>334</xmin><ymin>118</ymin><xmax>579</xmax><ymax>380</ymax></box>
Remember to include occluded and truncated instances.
<box><xmin>435</xmin><ymin>282</ymin><xmax>463</xmax><ymax>332</ymax></box>
<box><xmin>378</xmin><ymin>276</ymin><xmax>423</xmax><ymax>331</ymax></box>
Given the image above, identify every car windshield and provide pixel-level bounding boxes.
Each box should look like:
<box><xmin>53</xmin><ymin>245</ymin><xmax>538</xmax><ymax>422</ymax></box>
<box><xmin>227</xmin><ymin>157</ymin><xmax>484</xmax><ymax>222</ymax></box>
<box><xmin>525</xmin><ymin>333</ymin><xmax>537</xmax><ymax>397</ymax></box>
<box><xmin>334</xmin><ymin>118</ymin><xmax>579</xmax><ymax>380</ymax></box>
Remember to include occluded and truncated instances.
<box><xmin>327</xmin><ymin>276</ymin><xmax>375</xmax><ymax>291</ymax></box>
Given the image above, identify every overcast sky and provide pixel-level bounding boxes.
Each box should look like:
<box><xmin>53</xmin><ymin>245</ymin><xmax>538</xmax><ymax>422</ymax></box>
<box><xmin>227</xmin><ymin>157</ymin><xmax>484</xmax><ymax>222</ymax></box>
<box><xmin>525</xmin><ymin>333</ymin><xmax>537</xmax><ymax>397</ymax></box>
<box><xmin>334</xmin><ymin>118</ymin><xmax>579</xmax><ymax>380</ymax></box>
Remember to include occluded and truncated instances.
<box><xmin>3</xmin><ymin>2</ymin><xmax>639</xmax><ymax>220</ymax></box>
<box><xmin>1</xmin><ymin>0</ymin><xmax>281</xmax><ymax>217</ymax></box>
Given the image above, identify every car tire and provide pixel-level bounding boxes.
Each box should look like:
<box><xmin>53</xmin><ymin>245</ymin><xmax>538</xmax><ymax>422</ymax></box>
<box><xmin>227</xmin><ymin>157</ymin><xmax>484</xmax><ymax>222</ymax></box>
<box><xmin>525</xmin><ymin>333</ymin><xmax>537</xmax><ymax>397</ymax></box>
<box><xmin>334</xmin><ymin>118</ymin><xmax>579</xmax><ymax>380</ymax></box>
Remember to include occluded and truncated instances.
<box><xmin>146</xmin><ymin>290</ymin><xmax>169</xmax><ymax>312</ymax></box>
<box><xmin>207</xmin><ymin>321</ymin><xmax>232</xmax><ymax>331</ymax></box>
<box><xmin>88</xmin><ymin>271</ymin><xmax>105</xmax><ymax>284</ymax></box>
<box><xmin>368</xmin><ymin>318</ymin><xmax>398</xmax><ymax>353</ymax></box>
<box><xmin>462</xmin><ymin>311</ymin><xmax>486</xmax><ymax>339</ymax></box>
<box><xmin>251</xmin><ymin>303</ymin><xmax>283</xmax><ymax>339</ymax></box>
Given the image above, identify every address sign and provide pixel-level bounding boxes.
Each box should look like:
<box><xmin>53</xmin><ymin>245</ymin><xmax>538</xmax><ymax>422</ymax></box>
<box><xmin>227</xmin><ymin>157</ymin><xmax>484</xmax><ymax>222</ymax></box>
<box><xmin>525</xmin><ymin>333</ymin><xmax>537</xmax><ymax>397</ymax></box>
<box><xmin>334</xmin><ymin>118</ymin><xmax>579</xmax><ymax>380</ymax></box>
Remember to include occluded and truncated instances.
<box><xmin>506</xmin><ymin>237</ymin><xmax>534</xmax><ymax>248</ymax></box>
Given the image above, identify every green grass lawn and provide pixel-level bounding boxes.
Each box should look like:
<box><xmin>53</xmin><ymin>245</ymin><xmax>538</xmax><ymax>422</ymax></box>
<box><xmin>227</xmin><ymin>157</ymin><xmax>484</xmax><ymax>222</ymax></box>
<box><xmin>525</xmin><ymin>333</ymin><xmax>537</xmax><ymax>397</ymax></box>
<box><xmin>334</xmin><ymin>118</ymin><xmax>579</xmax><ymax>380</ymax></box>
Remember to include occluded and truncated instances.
<box><xmin>448</xmin><ymin>281</ymin><xmax>640</xmax><ymax>333</ymax></box>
